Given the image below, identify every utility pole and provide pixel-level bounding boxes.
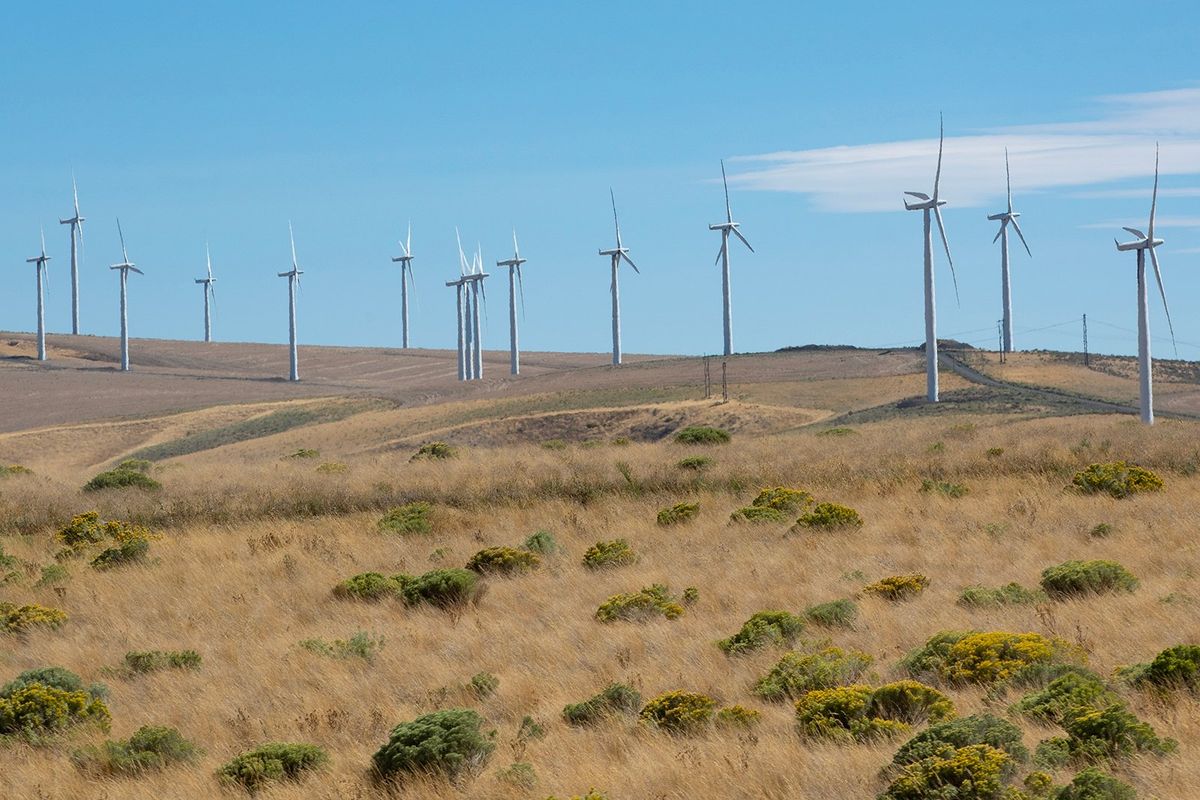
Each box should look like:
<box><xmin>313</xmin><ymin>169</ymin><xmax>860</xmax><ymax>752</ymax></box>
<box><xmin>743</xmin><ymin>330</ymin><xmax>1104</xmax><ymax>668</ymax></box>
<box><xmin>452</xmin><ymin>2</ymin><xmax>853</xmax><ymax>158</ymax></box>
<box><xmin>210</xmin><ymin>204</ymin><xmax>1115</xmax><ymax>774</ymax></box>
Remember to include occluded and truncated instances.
<box><xmin>721</xmin><ymin>360</ymin><xmax>729</xmax><ymax>403</ymax></box>
<box><xmin>997</xmin><ymin>319</ymin><xmax>1005</xmax><ymax>364</ymax></box>
<box><xmin>1082</xmin><ymin>314</ymin><xmax>1089</xmax><ymax>368</ymax></box>
<box><xmin>703</xmin><ymin>356</ymin><xmax>711</xmax><ymax>399</ymax></box>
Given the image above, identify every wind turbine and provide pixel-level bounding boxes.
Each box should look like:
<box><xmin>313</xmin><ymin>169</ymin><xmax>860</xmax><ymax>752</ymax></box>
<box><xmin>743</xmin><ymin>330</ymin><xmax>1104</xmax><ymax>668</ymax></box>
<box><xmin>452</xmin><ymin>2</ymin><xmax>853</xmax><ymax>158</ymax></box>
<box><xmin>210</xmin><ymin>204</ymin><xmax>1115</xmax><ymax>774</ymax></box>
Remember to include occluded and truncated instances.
<box><xmin>987</xmin><ymin>149</ymin><xmax>1031</xmax><ymax>354</ymax></box>
<box><xmin>277</xmin><ymin>223</ymin><xmax>304</xmax><ymax>382</ymax></box>
<box><xmin>496</xmin><ymin>229</ymin><xmax>526</xmax><ymax>376</ymax></box>
<box><xmin>391</xmin><ymin>223</ymin><xmax>415</xmax><ymax>348</ymax></box>
<box><xmin>709</xmin><ymin>160</ymin><xmax>754</xmax><ymax>357</ymax></box>
<box><xmin>25</xmin><ymin>229</ymin><xmax>51</xmax><ymax>361</ymax></box>
<box><xmin>109</xmin><ymin>219</ymin><xmax>143</xmax><ymax>372</ymax></box>
<box><xmin>445</xmin><ymin>273</ymin><xmax>469</xmax><ymax>381</ymax></box>
<box><xmin>455</xmin><ymin>230</ymin><xmax>477</xmax><ymax>380</ymax></box>
<box><xmin>598</xmin><ymin>189</ymin><xmax>640</xmax><ymax>366</ymax></box>
<box><xmin>1115</xmin><ymin>145</ymin><xmax>1176</xmax><ymax>425</ymax></box>
<box><xmin>195</xmin><ymin>243</ymin><xmax>217</xmax><ymax>343</ymax></box>
<box><xmin>903</xmin><ymin>115</ymin><xmax>958</xmax><ymax>403</ymax></box>
<box><xmin>59</xmin><ymin>175</ymin><xmax>85</xmax><ymax>334</ymax></box>
<box><xmin>466</xmin><ymin>245</ymin><xmax>488</xmax><ymax>379</ymax></box>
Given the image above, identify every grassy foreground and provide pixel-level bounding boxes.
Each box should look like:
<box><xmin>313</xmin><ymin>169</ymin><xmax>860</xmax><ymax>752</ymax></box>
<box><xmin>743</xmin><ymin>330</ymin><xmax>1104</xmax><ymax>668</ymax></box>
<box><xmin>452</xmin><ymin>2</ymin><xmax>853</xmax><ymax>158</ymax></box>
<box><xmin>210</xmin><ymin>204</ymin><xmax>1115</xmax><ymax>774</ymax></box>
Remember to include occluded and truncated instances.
<box><xmin>1</xmin><ymin>411</ymin><xmax>1199</xmax><ymax>798</ymax></box>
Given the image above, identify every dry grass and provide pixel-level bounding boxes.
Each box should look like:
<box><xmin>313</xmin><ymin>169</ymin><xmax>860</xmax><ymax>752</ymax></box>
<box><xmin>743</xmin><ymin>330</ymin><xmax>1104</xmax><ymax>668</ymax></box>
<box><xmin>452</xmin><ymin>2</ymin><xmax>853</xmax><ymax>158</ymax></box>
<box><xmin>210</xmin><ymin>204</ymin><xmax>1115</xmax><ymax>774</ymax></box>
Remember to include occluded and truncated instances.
<box><xmin>2</xmin><ymin>410</ymin><xmax>1200</xmax><ymax>798</ymax></box>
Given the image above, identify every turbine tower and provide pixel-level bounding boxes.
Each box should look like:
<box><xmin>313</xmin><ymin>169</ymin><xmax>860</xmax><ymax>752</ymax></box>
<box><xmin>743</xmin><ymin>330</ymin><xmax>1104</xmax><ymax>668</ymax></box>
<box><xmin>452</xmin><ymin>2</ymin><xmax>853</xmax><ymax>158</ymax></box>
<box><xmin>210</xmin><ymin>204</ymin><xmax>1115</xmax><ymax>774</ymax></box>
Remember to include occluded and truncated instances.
<box><xmin>598</xmin><ymin>190</ymin><xmax>640</xmax><ymax>366</ymax></box>
<box><xmin>446</xmin><ymin>274</ymin><xmax>469</xmax><ymax>381</ymax></box>
<box><xmin>496</xmin><ymin>229</ymin><xmax>526</xmax><ymax>376</ymax></box>
<box><xmin>709</xmin><ymin>160</ymin><xmax>754</xmax><ymax>357</ymax></box>
<box><xmin>109</xmin><ymin>219</ymin><xmax>143</xmax><ymax>372</ymax></box>
<box><xmin>455</xmin><ymin>230</ymin><xmax>477</xmax><ymax>380</ymax></box>
<box><xmin>466</xmin><ymin>245</ymin><xmax>488</xmax><ymax>379</ymax></box>
<box><xmin>1115</xmin><ymin>145</ymin><xmax>1176</xmax><ymax>425</ymax></box>
<box><xmin>26</xmin><ymin>229</ymin><xmax>51</xmax><ymax>361</ymax></box>
<box><xmin>903</xmin><ymin>116</ymin><xmax>958</xmax><ymax>403</ymax></box>
<box><xmin>277</xmin><ymin>223</ymin><xmax>304</xmax><ymax>382</ymax></box>
<box><xmin>59</xmin><ymin>176</ymin><xmax>85</xmax><ymax>335</ymax></box>
<box><xmin>195</xmin><ymin>243</ymin><xmax>217</xmax><ymax>343</ymax></box>
<box><xmin>391</xmin><ymin>223</ymin><xmax>415</xmax><ymax>348</ymax></box>
<box><xmin>987</xmin><ymin>149</ymin><xmax>1031</xmax><ymax>354</ymax></box>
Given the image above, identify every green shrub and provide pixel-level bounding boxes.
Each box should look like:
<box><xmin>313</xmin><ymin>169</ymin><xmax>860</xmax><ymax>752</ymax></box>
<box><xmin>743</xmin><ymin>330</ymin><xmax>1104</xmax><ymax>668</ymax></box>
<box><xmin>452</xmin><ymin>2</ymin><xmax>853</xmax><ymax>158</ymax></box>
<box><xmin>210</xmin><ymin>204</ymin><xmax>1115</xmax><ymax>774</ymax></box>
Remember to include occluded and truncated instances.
<box><xmin>656</xmin><ymin>502</ymin><xmax>699</xmax><ymax>526</ymax></box>
<box><xmin>902</xmin><ymin>630</ymin><xmax>1074</xmax><ymax>686</ymax></box>
<box><xmin>1126</xmin><ymin>644</ymin><xmax>1200</xmax><ymax>692</ymax></box>
<box><xmin>863</xmin><ymin>574</ymin><xmax>930</xmax><ymax>601</ymax></box>
<box><xmin>469</xmin><ymin>672</ymin><xmax>499</xmax><ymax>699</ymax></box>
<box><xmin>315</xmin><ymin>461</ymin><xmax>347</xmax><ymax>474</ymax></box>
<box><xmin>1</xmin><ymin>667</ymin><xmax>106</xmax><ymax>701</ymax></box>
<box><xmin>35</xmin><ymin>564</ymin><xmax>70</xmax><ymax>587</ymax></box>
<box><xmin>958</xmin><ymin>583</ymin><xmax>1045</xmax><ymax>608</ymax></box>
<box><xmin>715</xmin><ymin>705</ymin><xmax>761</xmax><ymax>728</ymax></box>
<box><xmin>83</xmin><ymin>468</ymin><xmax>161</xmax><ymax>492</ymax></box>
<box><xmin>74</xmin><ymin>725</ymin><xmax>200</xmax><ymax>774</ymax></box>
<box><xmin>116</xmin><ymin>458</ymin><xmax>153</xmax><ymax>473</ymax></box>
<box><xmin>920</xmin><ymin>479</ymin><xmax>969</xmax><ymax>498</ymax></box>
<box><xmin>1089</xmin><ymin>523</ymin><xmax>1114</xmax><ymax>539</ymax></box>
<box><xmin>796</xmin><ymin>502</ymin><xmax>863</xmax><ymax>529</ymax></box>
<box><xmin>377</xmin><ymin>501</ymin><xmax>433</xmax><ymax>535</ymax></box>
<box><xmin>401</xmin><ymin>568</ymin><xmax>481</xmax><ymax>608</ymax></box>
<box><xmin>818</xmin><ymin>427</ymin><xmax>857</xmax><ymax>437</ymax></box>
<box><xmin>1055</xmin><ymin>767</ymin><xmax>1136</xmax><ymax>800</ymax></box>
<box><xmin>90</xmin><ymin>537</ymin><xmax>150</xmax><ymax>570</ymax></box>
<box><xmin>56</xmin><ymin>511</ymin><xmax>109</xmax><ymax>551</ymax></box>
<box><xmin>0</xmin><ymin>682</ymin><xmax>110</xmax><ymax>736</ymax></box>
<box><xmin>57</xmin><ymin>512</ymin><xmax>157</xmax><ymax>560</ymax></box>
<box><xmin>1012</xmin><ymin>671</ymin><xmax>1120</xmax><ymax>724</ymax></box>
<box><xmin>674</xmin><ymin>425</ymin><xmax>730</xmax><ymax>445</ymax></box>
<box><xmin>753</xmin><ymin>646</ymin><xmax>873</xmax><ymax>702</ymax></box>
<box><xmin>300</xmin><ymin>631</ymin><xmax>384</xmax><ymax>662</ymax></box>
<box><xmin>1</xmin><ymin>602</ymin><xmax>67</xmax><ymax>634</ymax></box>
<box><xmin>582</xmin><ymin>538</ymin><xmax>637</xmax><ymax>569</ymax></box>
<box><xmin>892</xmin><ymin>714</ymin><xmax>1029</xmax><ymax>769</ymax></box>
<box><xmin>729</xmin><ymin>505</ymin><xmax>789</xmax><ymax>524</ymax></box>
<box><xmin>1072</xmin><ymin>461</ymin><xmax>1163</xmax><ymax>498</ymax></box>
<box><xmin>334</xmin><ymin>572</ymin><xmax>406</xmax><ymax>601</ymax></box>
<box><xmin>595</xmin><ymin>583</ymin><xmax>685</xmax><ymax>622</ymax></box>
<box><xmin>541</xmin><ymin>439</ymin><xmax>568</xmax><ymax>451</ymax></box>
<box><xmin>676</xmin><ymin>455</ymin><xmax>713</xmax><ymax>471</ymax></box>
<box><xmin>749</xmin><ymin>487</ymin><xmax>814</xmax><ymax>512</ymax></box>
<box><xmin>466</xmin><ymin>546</ymin><xmax>540</xmax><ymax>575</ymax></box>
<box><xmin>372</xmin><ymin>708</ymin><xmax>495</xmax><ymax>782</ymax></box>
<box><xmin>0</xmin><ymin>464</ymin><xmax>33</xmax><ymax>476</ymax></box>
<box><xmin>805</xmin><ymin>599</ymin><xmax>858</xmax><ymax>629</ymax></box>
<box><xmin>123</xmin><ymin>649</ymin><xmax>202</xmax><ymax>674</ymax></box>
<box><xmin>878</xmin><ymin>743</ymin><xmax>1014</xmax><ymax>800</ymax></box>
<box><xmin>1040</xmin><ymin>561</ymin><xmax>1138</xmax><ymax>598</ymax></box>
<box><xmin>523</xmin><ymin>530</ymin><xmax>559</xmax><ymax>555</ymax></box>
<box><xmin>411</xmin><ymin>441</ymin><xmax>457</xmax><ymax>461</ymax></box>
<box><xmin>639</xmin><ymin>691</ymin><xmax>716</xmax><ymax>734</ymax></box>
<box><xmin>1036</xmin><ymin>704</ymin><xmax>1175</xmax><ymax>765</ymax></box>
<box><xmin>717</xmin><ymin>610</ymin><xmax>805</xmax><ymax>654</ymax></box>
<box><xmin>562</xmin><ymin>682</ymin><xmax>642</xmax><ymax>726</ymax></box>
<box><xmin>285</xmin><ymin>448</ymin><xmax>319</xmax><ymax>459</ymax></box>
<box><xmin>794</xmin><ymin>685</ymin><xmax>907</xmax><ymax>742</ymax></box>
<box><xmin>867</xmin><ymin>680</ymin><xmax>956</xmax><ymax>725</ymax></box>
<box><xmin>218</xmin><ymin>742</ymin><xmax>328</xmax><ymax>793</ymax></box>
<box><xmin>498</xmin><ymin>761</ymin><xmax>537</xmax><ymax>789</ymax></box>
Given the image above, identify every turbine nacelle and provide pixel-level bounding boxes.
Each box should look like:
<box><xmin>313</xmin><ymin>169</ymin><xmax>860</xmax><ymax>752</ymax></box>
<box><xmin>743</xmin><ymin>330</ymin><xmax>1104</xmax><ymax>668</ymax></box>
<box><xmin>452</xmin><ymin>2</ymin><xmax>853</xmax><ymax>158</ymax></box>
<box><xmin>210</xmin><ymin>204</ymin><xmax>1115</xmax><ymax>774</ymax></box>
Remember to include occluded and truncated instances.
<box><xmin>1115</xmin><ymin>233</ymin><xmax>1163</xmax><ymax>252</ymax></box>
<box><xmin>903</xmin><ymin>193</ymin><xmax>946</xmax><ymax>212</ymax></box>
<box><xmin>496</xmin><ymin>257</ymin><xmax>526</xmax><ymax>267</ymax></box>
<box><xmin>708</xmin><ymin>221</ymin><xmax>741</xmax><ymax>232</ymax></box>
<box><xmin>277</xmin><ymin>269</ymin><xmax>304</xmax><ymax>278</ymax></box>
<box><xmin>986</xmin><ymin>211</ymin><xmax>1020</xmax><ymax>222</ymax></box>
<box><xmin>598</xmin><ymin>247</ymin><xmax>629</xmax><ymax>257</ymax></box>
<box><xmin>110</xmin><ymin>263</ymin><xmax>143</xmax><ymax>275</ymax></box>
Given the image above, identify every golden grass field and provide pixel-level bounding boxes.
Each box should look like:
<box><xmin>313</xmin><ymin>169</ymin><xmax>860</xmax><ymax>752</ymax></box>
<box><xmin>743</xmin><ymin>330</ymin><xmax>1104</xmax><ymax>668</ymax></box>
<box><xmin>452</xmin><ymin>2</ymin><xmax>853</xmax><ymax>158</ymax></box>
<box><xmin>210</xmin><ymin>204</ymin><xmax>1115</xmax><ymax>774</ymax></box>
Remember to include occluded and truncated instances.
<box><xmin>2</xmin><ymin>345</ymin><xmax>1200</xmax><ymax>798</ymax></box>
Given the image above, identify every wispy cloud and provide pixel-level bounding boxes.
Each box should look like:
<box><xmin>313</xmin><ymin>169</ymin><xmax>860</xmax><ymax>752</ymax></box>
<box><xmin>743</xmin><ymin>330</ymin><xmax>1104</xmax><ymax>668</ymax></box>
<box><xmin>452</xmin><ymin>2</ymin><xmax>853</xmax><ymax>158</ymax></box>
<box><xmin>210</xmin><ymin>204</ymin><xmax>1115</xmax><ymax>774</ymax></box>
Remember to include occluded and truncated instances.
<box><xmin>729</xmin><ymin>88</ymin><xmax>1200</xmax><ymax>213</ymax></box>
<box><xmin>1079</xmin><ymin>216</ymin><xmax>1200</xmax><ymax>230</ymax></box>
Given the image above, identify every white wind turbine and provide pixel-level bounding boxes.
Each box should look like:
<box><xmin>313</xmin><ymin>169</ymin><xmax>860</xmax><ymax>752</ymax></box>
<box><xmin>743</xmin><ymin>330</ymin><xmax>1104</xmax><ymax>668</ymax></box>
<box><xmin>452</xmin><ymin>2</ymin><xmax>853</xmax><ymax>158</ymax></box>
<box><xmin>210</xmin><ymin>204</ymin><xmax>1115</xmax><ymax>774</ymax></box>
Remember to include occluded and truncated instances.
<box><xmin>709</xmin><ymin>160</ymin><xmax>754</xmax><ymax>357</ymax></box>
<box><xmin>277</xmin><ymin>223</ymin><xmax>304</xmax><ymax>382</ymax></box>
<box><xmin>454</xmin><ymin>230</ymin><xmax>477</xmax><ymax>380</ymax></box>
<box><xmin>391</xmin><ymin>223</ymin><xmax>415</xmax><ymax>348</ymax></box>
<box><xmin>496</xmin><ymin>229</ymin><xmax>527</xmax><ymax>376</ymax></box>
<box><xmin>195</xmin><ymin>243</ymin><xmax>217</xmax><ymax>343</ymax></box>
<box><xmin>466</xmin><ymin>244</ymin><xmax>488</xmax><ymax>380</ymax></box>
<box><xmin>598</xmin><ymin>190</ymin><xmax>640</xmax><ymax>366</ymax></box>
<box><xmin>109</xmin><ymin>219</ymin><xmax>144</xmax><ymax>372</ymax></box>
<box><xmin>987</xmin><ymin>149</ymin><xmax>1031</xmax><ymax>354</ymax></box>
<box><xmin>445</xmin><ymin>272</ymin><xmax>469</xmax><ymax>381</ymax></box>
<box><xmin>903</xmin><ymin>116</ymin><xmax>958</xmax><ymax>403</ymax></box>
<box><xmin>26</xmin><ymin>229</ymin><xmax>51</xmax><ymax>361</ymax></box>
<box><xmin>1115</xmin><ymin>145</ymin><xmax>1176</xmax><ymax>425</ymax></box>
<box><xmin>59</xmin><ymin>176</ymin><xmax>85</xmax><ymax>335</ymax></box>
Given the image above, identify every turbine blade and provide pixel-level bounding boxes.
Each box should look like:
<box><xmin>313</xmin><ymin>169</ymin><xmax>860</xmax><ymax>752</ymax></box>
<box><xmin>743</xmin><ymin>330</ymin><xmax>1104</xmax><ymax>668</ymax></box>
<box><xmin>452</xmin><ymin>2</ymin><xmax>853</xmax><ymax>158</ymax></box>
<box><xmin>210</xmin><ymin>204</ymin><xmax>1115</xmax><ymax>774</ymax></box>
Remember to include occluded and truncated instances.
<box><xmin>933</xmin><ymin>113</ymin><xmax>944</xmax><ymax>202</ymax></box>
<box><xmin>721</xmin><ymin>159</ymin><xmax>732</xmax><ymax>223</ymax></box>
<box><xmin>129</xmin><ymin>266</ymin><xmax>144</xmax><ymax>276</ymax></box>
<box><xmin>289</xmin><ymin>221</ymin><xmax>298</xmax><ymax>270</ymax></box>
<box><xmin>993</xmin><ymin>221</ymin><xmax>1005</xmax><ymax>244</ymax></box>
<box><xmin>206</xmin><ymin>241</ymin><xmax>213</xmax><ymax>280</ymax></box>
<box><xmin>622</xmin><ymin>252</ymin><xmax>640</xmax><ymax>274</ymax></box>
<box><xmin>73</xmin><ymin>174</ymin><xmax>81</xmax><ymax>217</ymax></box>
<box><xmin>715</xmin><ymin>242</ymin><xmax>725</xmax><ymax>266</ymax></box>
<box><xmin>1010</xmin><ymin>217</ymin><xmax>1032</xmax><ymax>257</ymax></box>
<box><xmin>116</xmin><ymin>218</ymin><xmax>129</xmax><ymax>263</ymax></box>
<box><xmin>517</xmin><ymin>264</ymin><xmax>526</xmax><ymax>321</ymax></box>
<box><xmin>1123</xmin><ymin>227</ymin><xmax>1146</xmax><ymax>239</ymax></box>
<box><xmin>40</xmin><ymin>226</ymin><xmax>47</xmax><ymax>258</ymax></box>
<box><xmin>732</xmin><ymin>227</ymin><xmax>754</xmax><ymax>253</ymax></box>
<box><xmin>406</xmin><ymin>221</ymin><xmax>412</xmax><ymax>256</ymax></box>
<box><xmin>934</xmin><ymin>205</ymin><xmax>959</xmax><ymax>306</ymax></box>
<box><xmin>610</xmin><ymin>188</ymin><xmax>621</xmax><ymax>248</ymax></box>
<box><xmin>1005</xmin><ymin>147</ymin><xmax>1013</xmax><ymax>214</ymax></box>
<box><xmin>904</xmin><ymin>191</ymin><xmax>930</xmax><ymax>201</ymax></box>
<box><xmin>1149</xmin><ymin>143</ymin><xmax>1160</xmax><ymax>240</ymax></box>
<box><xmin>456</xmin><ymin>227</ymin><xmax>468</xmax><ymax>275</ymax></box>
<box><xmin>1149</xmin><ymin>247</ymin><xmax>1177</xmax><ymax>357</ymax></box>
<box><xmin>512</xmin><ymin>227</ymin><xmax>520</xmax><ymax>261</ymax></box>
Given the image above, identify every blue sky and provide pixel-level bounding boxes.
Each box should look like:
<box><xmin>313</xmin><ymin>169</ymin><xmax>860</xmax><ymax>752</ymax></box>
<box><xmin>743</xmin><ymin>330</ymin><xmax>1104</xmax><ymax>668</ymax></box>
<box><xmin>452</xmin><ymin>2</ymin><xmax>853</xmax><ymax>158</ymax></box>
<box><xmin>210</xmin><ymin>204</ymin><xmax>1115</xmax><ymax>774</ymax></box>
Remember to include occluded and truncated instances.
<box><xmin>3</xmin><ymin>1</ymin><xmax>1200</xmax><ymax>358</ymax></box>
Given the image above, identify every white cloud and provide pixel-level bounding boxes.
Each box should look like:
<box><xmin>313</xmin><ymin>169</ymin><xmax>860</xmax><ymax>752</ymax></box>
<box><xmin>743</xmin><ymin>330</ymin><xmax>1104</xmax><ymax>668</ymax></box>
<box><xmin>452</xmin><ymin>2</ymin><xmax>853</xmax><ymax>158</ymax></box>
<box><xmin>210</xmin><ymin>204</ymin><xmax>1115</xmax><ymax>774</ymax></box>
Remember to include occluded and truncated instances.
<box><xmin>729</xmin><ymin>88</ymin><xmax>1200</xmax><ymax>213</ymax></box>
<box><xmin>1080</xmin><ymin>216</ymin><xmax>1200</xmax><ymax>230</ymax></box>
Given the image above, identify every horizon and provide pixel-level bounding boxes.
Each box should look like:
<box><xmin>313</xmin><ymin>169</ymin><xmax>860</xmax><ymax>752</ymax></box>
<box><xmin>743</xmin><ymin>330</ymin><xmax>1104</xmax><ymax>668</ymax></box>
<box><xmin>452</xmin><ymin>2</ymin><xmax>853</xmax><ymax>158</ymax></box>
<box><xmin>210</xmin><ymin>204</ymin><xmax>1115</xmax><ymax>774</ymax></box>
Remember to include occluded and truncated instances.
<box><xmin>3</xmin><ymin>2</ymin><xmax>1200</xmax><ymax>361</ymax></box>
